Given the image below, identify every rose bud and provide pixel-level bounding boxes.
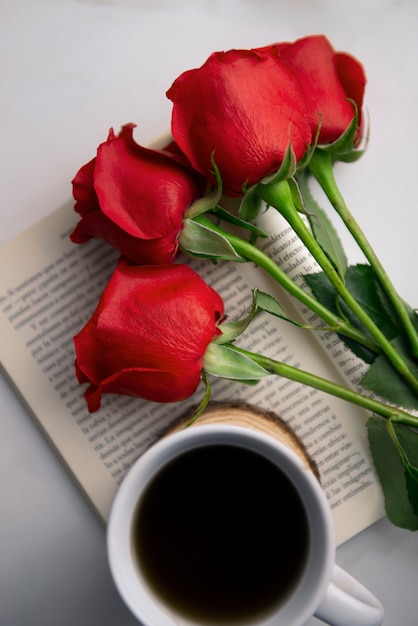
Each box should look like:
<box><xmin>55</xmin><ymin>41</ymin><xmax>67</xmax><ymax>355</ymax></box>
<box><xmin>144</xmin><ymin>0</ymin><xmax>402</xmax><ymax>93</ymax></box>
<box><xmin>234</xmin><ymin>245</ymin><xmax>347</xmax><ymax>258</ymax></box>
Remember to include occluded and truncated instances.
<box><xmin>74</xmin><ymin>262</ymin><xmax>224</xmax><ymax>412</ymax></box>
<box><xmin>167</xmin><ymin>48</ymin><xmax>311</xmax><ymax>197</ymax></box>
<box><xmin>70</xmin><ymin>124</ymin><xmax>205</xmax><ymax>264</ymax></box>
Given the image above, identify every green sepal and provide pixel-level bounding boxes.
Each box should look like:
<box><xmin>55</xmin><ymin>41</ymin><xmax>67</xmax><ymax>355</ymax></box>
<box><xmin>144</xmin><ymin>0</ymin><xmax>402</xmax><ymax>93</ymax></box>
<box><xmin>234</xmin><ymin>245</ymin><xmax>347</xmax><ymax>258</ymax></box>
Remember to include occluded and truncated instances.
<box><xmin>186</xmin><ymin>186</ymin><xmax>222</xmax><ymax>220</ymax></box>
<box><xmin>296</xmin><ymin>139</ymin><xmax>318</xmax><ymax>172</ymax></box>
<box><xmin>215</xmin><ymin>289</ymin><xmax>310</xmax><ymax>347</ymax></box>
<box><xmin>215</xmin><ymin>318</ymin><xmax>252</xmax><ymax>345</ymax></box>
<box><xmin>186</xmin><ymin>153</ymin><xmax>222</xmax><ymax>219</ymax></box>
<box><xmin>210</xmin><ymin>205</ymin><xmax>268</xmax><ymax>239</ymax></box>
<box><xmin>239</xmin><ymin>185</ymin><xmax>264</xmax><ymax>223</ymax></box>
<box><xmin>337</xmin><ymin>146</ymin><xmax>367</xmax><ymax>164</ymax></box>
<box><xmin>367</xmin><ymin>415</ymin><xmax>418</xmax><ymax>530</ymax></box>
<box><xmin>215</xmin><ymin>298</ymin><xmax>258</xmax><ymax>345</ymax></box>
<box><xmin>319</xmin><ymin>101</ymin><xmax>366</xmax><ymax>161</ymax></box>
<box><xmin>180</xmin><ymin>217</ymin><xmax>245</xmax><ymax>261</ymax></box>
<box><xmin>287</xmin><ymin>177</ymin><xmax>307</xmax><ymax>215</ymax></box>
<box><xmin>183</xmin><ymin>372</ymin><xmax>212</xmax><ymax>427</ymax></box>
<box><xmin>338</xmin><ymin>109</ymin><xmax>370</xmax><ymax>163</ymax></box>
<box><xmin>298</xmin><ymin>172</ymin><xmax>348</xmax><ymax>278</ymax></box>
<box><xmin>203</xmin><ymin>343</ymin><xmax>269</xmax><ymax>381</ymax></box>
<box><xmin>258</xmin><ymin>142</ymin><xmax>297</xmax><ymax>186</ymax></box>
<box><xmin>253</xmin><ymin>289</ymin><xmax>308</xmax><ymax>329</ymax></box>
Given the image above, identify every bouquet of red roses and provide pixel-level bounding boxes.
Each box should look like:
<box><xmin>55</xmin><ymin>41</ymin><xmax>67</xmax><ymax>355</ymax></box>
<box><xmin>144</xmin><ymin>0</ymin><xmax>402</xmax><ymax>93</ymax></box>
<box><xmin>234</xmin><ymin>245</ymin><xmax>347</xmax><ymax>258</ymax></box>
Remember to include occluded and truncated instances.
<box><xmin>70</xmin><ymin>35</ymin><xmax>418</xmax><ymax>531</ymax></box>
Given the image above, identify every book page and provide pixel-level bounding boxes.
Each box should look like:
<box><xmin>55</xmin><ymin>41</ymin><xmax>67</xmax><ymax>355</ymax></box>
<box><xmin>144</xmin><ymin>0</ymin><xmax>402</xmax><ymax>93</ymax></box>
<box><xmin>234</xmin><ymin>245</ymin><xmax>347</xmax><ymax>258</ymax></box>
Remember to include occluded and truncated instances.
<box><xmin>0</xmin><ymin>202</ymin><xmax>384</xmax><ymax>544</ymax></box>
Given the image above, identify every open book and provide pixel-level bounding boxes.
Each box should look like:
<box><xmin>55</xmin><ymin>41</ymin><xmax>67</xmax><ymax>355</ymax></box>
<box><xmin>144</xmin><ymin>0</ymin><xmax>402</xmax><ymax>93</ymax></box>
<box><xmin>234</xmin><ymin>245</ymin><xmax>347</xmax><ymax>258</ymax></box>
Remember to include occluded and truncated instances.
<box><xmin>0</xmin><ymin>171</ymin><xmax>385</xmax><ymax>547</ymax></box>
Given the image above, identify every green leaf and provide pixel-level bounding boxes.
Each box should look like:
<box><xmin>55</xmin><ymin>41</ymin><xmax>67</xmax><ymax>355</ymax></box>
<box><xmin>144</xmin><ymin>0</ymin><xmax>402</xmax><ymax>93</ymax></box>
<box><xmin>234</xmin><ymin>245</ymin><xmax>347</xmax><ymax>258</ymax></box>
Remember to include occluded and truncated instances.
<box><xmin>180</xmin><ymin>218</ymin><xmax>245</xmax><ymax>261</ymax></box>
<box><xmin>390</xmin><ymin>420</ymin><xmax>418</xmax><ymax>516</ymax></box>
<box><xmin>304</xmin><ymin>270</ymin><xmax>377</xmax><ymax>363</ymax></box>
<box><xmin>203</xmin><ymin>343</ymin><xmax>269</xmax><ymax>381</ymax></box>
<box><xmin>298</xmin><ymin>172</ymin><xmax>348</xmax><ymax>277</ymax></box>
<box><xmin>304</xmin><ymin>271</ymin><xmax>340</xmax><ymax>310</ymax></box>
<box><xmin>405</xmin><ymin>301</ymin><xmax>418</xmax><ymax>332</ymax></box>
<box><xmin>344</xmin><ymin>265</ymin><xmax>400</xmax><ymax>339</ymax></box>
<box><xmin>305</xmin><ymin>264</ymin><xmax>401</xmax><ymax>364</ymax></box>
<box><xmin>367</xmin><ymin>415</ymin><xmax>418</xmax><ymax>530</ymax></box>
<box><xmin>253</xmin><ymin>289</ymin><xmax>307</xmax><ymax>328</ymax></box>
<box><xmin>405</xmin><ymin>466</ymin><xmax>418</xmax><ymax>517</ymax></box>
<box><xmin>362</xmin><ymin>336</ymin><xmax>418</xmax><ymax>410</ymax></box>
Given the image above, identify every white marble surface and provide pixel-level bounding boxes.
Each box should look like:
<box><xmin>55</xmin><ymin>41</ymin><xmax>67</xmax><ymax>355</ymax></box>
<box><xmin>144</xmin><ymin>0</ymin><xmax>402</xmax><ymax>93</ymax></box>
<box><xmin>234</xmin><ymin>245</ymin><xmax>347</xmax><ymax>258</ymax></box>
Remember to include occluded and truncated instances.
<box><xmin>1</xmin><ymin>1</ymin><xmax>417</xmax><ymax>624</ymax></box>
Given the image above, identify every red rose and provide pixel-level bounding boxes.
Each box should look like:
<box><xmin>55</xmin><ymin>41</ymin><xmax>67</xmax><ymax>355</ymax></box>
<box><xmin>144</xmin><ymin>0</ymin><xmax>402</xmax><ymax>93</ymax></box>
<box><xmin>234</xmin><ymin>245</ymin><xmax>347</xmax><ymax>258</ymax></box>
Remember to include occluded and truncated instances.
<box><xmin>74</xmin><ymin>262</ymin><xmax>224</xmax><ymax>411</ymax></box>
<box><xmin>267</xmin><ymin>35</ymin><xmax>366</xmax><ymax>144</ymax></box>
<box><xmin>166</xmin><ymin>48</ymin><xmax>311</xmax><ymax>197</ymax></box>
<box><xmin>70</xmin><ymin>124</ymin><xmax>204</xmax><ymax>264</ymax></box>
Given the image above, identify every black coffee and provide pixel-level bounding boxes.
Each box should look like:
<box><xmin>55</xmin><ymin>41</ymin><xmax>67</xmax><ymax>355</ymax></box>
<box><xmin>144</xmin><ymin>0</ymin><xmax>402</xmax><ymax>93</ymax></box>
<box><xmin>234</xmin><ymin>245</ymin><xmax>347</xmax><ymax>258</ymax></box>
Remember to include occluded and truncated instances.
<box><xmin>132</xmin><ymin>444</ymin><xmax>309</xmax><ymax>623</ymax></box>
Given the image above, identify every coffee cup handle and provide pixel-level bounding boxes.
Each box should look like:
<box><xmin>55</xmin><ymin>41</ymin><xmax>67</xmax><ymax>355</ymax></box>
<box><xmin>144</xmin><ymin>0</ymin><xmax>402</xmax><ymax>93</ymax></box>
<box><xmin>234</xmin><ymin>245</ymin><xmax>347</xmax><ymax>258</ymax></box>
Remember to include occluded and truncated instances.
<box><xmin>314</xmin><ymin>565</ymin><xmax>384</xmax><ymax>626</ymax></box>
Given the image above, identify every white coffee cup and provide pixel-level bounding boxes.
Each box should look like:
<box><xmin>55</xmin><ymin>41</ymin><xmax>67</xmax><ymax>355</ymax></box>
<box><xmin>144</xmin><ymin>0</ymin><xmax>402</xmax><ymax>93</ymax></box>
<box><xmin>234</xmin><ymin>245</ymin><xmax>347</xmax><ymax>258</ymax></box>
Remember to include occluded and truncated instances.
<box><xmin>107</xmin><ymin>423</ymin><xmax>384</xmax><ymax>626</ymax></box>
